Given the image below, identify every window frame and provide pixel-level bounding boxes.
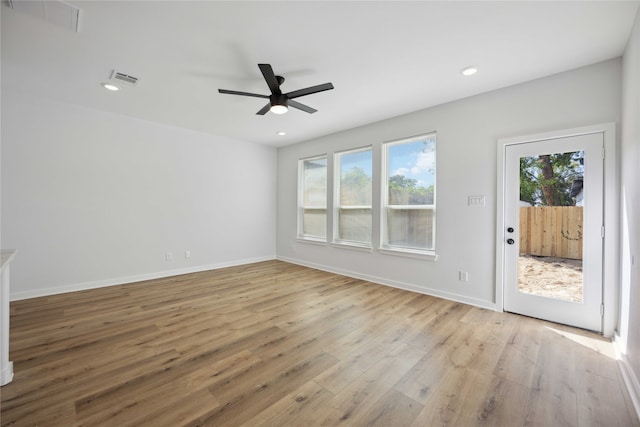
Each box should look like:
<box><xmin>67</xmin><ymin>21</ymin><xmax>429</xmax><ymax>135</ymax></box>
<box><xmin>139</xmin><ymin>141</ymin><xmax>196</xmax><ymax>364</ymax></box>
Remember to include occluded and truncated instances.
<box><xmin>297</xmin><ymin>154</ymin><xmax>328</xmax><ymax>243</ymax></box>
<box><xmin>332</xmin><ymin>146</ymin><xmax>373</xmax><ymax>249</ymax></box>
<box><xmin>380</xmin><ymin>133</ymin><xmax>437</xmax><ymax>259</ymax></box>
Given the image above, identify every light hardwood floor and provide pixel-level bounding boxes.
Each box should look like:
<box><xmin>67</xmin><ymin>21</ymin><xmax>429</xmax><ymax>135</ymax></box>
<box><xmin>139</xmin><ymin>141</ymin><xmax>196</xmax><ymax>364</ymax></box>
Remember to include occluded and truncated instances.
<box><xmin>1</xmin><ymin>260</ymin><xmax>637</xmax><ymax>426</ymax></box>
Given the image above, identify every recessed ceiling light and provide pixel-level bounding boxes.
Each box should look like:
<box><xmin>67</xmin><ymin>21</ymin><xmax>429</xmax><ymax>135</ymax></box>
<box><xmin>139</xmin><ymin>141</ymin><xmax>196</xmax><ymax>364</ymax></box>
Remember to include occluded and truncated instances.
<box><xmin>461</xmin><ymin>66</ymin><xmax>478</xmax><ymax>76</ymax></box>
<box><xmin>277</xmin><ymin>131</ymin><xmax>287</xmax><ymax>136</ymax></box>
<box><xmin>101</xmin><ymin>82</ymin><xmax>120</xmax><ymax>91</ymax></box>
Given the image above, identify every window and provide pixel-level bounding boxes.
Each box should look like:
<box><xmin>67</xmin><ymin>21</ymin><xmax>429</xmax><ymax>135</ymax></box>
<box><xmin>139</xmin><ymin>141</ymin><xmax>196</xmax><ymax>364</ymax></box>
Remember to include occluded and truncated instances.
<box><xmin>382</xmin><ymin>133</ymin><xmax>436</xmax><ymax>253</ymax></box>
<box><xmin>298</xmin><ymin>156</ymin><xmax>327</xmax><ymax>241</ymax></box>
<box><xmin>334</xmin><ymin>147</ymin><xmax>372</xmax><ymax>246</ymax></box>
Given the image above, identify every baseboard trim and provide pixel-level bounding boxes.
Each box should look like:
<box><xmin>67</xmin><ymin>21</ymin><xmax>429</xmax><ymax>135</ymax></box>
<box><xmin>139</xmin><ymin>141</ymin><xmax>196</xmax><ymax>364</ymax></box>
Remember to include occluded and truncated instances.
<box><xmin>12</xmin><ymin>254</ymin><xmax>497</xmax><ymax>311</ymax></box>
<box><xmin>277</xmin><ymin>255</ymin><xmax>496</xmax><ymax>311</ymax></box>
<box><xmin>615</xmin><ymin>334</ymin><xmax>640</xmax><ymax>422</ymax></box>
<box><xmin>10</xmin><ymin>256</ymin><xmax>276</xmax><ymax>301</ymax></box>
<box><xmin>0</xmin><ymin>361</ymin><xmax>13</xmax><ymax>386</ymax></box>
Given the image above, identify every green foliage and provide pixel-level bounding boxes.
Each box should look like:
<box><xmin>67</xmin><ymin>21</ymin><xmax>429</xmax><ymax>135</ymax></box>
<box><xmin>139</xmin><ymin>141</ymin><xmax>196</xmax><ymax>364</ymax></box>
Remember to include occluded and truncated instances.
<box><xmin>341</xmin><ymin>167</ymin><xmax>372</xmax><ymax>205</ymax></box>
<box><xmin>342</xmin><ymin>166</ymin><xmax>370</xmax><ymax>189</ymax></box>
<box><xmin>519</xmin><ymin>151</ymin><xmax>583</xmax><ymax>206</ymax></box>
<box><xmin>519</xmin><ymin>157</ymin><xmax>539</xmax><ymax>205</ymax></box>
<box><xmin>388</xmin><ymin>174</ymin><xmax>434</xmax><ymax>205</ymax></box>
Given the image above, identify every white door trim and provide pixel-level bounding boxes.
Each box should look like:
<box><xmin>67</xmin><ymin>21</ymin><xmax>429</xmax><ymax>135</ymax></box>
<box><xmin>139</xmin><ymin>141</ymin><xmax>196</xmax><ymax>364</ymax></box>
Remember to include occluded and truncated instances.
<box><xmin>495</xmin><ymin>123</ymin><xmax>618</xmax><ymax>337</ymax></box>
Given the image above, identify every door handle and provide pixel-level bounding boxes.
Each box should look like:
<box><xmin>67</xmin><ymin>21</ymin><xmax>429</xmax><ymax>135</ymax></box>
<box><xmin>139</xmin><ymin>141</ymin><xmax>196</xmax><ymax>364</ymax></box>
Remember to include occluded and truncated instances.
<box><xmin>507</xmin><ymin>238</ymin><xmax>515</xmax><ymax>245</ymax></box>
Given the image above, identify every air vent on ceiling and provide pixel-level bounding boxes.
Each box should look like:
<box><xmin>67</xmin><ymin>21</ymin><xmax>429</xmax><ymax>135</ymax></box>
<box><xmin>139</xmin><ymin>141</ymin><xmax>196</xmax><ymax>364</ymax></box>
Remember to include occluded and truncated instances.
<box><xmin>110</xmin><ymin>71</ymin><xmax>139</xmax><ymax>86</ymax></box>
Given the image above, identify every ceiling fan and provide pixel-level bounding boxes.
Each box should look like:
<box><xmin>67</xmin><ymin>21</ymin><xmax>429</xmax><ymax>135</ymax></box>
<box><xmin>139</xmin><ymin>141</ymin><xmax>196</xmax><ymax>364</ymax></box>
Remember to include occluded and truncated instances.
<box><xmin>218</xmin><ymin>64</ymin><xmax>334</xmax><ymax>115</ymax></box>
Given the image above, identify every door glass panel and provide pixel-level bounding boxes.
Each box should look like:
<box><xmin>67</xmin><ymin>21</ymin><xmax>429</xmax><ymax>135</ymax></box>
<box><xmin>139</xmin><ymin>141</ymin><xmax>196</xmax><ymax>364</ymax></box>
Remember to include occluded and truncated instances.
<box><xmin>518</xmin><ymin>151</ymin><xmax>584</xmax><ymax>303</ymax></box>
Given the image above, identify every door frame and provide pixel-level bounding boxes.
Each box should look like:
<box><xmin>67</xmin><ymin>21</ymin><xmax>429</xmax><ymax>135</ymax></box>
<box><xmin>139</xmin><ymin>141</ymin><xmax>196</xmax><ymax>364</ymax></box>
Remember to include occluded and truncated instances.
<box><xmin>495</xmin><ymin>123</ymin><xmax>618</xmax><ymax>336</ymax></box>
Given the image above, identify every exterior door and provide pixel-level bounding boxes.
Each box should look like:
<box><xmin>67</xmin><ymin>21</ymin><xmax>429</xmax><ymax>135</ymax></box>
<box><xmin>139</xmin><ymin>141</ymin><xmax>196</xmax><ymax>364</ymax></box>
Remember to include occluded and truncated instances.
<box><xmin>503</xmin><ymin>132</ymin><xmax>604</xmax><ymax>332</ymax></box>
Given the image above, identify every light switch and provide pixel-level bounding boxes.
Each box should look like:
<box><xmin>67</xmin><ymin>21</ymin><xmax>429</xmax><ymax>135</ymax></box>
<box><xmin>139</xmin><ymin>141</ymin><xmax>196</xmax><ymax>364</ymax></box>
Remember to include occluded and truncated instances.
<box><xmin>468</xmin><ymin>195</ymin><xmax>486</xmax><ymax>207</ymax></box>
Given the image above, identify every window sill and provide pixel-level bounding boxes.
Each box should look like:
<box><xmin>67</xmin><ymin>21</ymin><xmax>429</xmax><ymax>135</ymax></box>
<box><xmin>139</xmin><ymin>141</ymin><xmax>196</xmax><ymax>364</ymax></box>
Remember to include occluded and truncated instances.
<box><xmin>378</xmin><ymin>247</ymin><xmax>438</xmax><ymax>261</ymax></box>
<box><xmin>330</xmin><ymin>242</ymin><xmax>373</xmax><ymax>253</ymax></box>
<box><xmin>296</xmin><ymin>237</ymin><xmax>327</xmax><ymax>246</ymax></box>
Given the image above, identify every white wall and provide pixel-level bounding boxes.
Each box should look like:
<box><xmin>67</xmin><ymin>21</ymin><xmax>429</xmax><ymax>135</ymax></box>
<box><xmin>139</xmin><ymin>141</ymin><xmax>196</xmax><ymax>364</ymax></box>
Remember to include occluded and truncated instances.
<box><xmin>277</xmin><ymin>59</ymin><xmax>621</xmax><ymax>310</ymax></box>
<box><xmin>1</xmin><ymin>93</ymin><xmax>277</xmax><ymax>299</ymax></box>
<box><xmin>618</xmin><ymin>6</ymin><xmax>640</xmax><ymax>417</ymax></box>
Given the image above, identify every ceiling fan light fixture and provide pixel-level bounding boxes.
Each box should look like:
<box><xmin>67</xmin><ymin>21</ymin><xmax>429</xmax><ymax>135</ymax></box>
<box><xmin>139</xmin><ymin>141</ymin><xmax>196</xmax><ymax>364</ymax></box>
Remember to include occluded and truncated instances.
<box><xmin>270</xmin><ymin>104</ymin><xmax>288</xmax><ymax>115</ymax></box>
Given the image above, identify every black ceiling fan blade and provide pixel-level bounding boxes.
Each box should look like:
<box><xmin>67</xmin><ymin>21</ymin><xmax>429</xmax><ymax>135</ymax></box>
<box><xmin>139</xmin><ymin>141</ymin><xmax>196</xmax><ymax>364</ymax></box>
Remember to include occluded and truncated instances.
<box><xmin>258</xmin><ymin>64</ymin><xmax>281</xmax><ymax>95</ymax></box>
<box><xmin>218</xmin><ymin>89</ymin><xmax>269</xmax><ymax>99</ymax></box>
<box><xmin>288</xmin><ymin>99</ymin><xmax>317</xmax><ymax>114</ymax></box>
<box><xmin>256</xmin><ymin>103</ymin><xmax>271</xmax><ymax>115</ymax></box>
<box><xmin>286</xmin><ymin>83</ymin><xmax>334</xmax><ymax>100</ymax></box>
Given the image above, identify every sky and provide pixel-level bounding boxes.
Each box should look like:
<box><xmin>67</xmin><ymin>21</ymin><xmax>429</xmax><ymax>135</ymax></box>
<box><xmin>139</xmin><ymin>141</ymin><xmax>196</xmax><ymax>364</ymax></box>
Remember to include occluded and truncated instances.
<box><xmin>340</xmin><ymin>149</ymin><xmax>372</xmax><ymax>177</ymax></box>
<box><xmin>338</xmin><ymin>139</ymin><xmax>436</xmax><ymax>189</ymax></box>
<box><xmin>388</xmin><ymin>138</ymin><xmax>436</xmax><ymax>188</ymax></box>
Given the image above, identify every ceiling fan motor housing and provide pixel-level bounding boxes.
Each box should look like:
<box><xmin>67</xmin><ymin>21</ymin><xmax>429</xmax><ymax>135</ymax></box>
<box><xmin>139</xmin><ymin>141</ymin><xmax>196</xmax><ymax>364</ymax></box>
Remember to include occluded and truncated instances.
<box><xmin>270</xmin><ymin>93</ymin><xmax>288</xmax><ymax>108</ymax></box>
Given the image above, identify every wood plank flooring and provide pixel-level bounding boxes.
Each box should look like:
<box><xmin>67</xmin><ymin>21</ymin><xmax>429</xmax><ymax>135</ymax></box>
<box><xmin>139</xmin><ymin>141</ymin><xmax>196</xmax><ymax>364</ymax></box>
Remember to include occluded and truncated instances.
<box><xmin>1</xmin><ymin>260</ymin><xmax>637</xmax><ymax>426</ymax></box>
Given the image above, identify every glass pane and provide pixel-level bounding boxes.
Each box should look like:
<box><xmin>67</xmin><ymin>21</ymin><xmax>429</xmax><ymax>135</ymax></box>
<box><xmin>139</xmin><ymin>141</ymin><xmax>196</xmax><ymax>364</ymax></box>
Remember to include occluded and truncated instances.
<box><xmin>300</xmin><ymin>157</ymin><xmax>327</xmax><ymax>239</ymax></box>
<box><xmin>518</xmin><ymin>150</ymin><xmax>584</xmax><ymax>302</ymax></box>
<box><xmin>303</xmin><ymin>158</ymin><xmax>327</xmax><ymax>207</ymax></box>
<box><xmin>387</xmin><ymin>208</ymin><xmax>434</xmax><ymax>250</ymax></box>
<box><xmin>339</xmin><ymin>150</ymin><xmax>372</xmax><ymax>206</ymax></box>
<box><xmin>387</xmin><ymin>138</ymin><xmax>435</xmax><ymax>206</ymax></box>
<box><xmin>303</xmin><ymin>209</ymin><xmax>326</xmax><ymax>238</ymax></box>
<box><xmin>337</xmin><ymin>148</ymin><xmax>372</xmax><ymax>244</ymax></box>
<box><xmin>338</xmin><ymin>208</ymin><xmax>371</xmax><ymax>242</ymax></box>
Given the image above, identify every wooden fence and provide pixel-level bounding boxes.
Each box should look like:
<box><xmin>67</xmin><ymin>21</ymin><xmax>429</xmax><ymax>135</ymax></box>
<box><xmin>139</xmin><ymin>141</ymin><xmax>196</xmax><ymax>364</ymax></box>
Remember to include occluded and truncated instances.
<box><xmin>519</xmin><ymin>206</ymin><xmax>583</xmax><ymax>260</ymax></box>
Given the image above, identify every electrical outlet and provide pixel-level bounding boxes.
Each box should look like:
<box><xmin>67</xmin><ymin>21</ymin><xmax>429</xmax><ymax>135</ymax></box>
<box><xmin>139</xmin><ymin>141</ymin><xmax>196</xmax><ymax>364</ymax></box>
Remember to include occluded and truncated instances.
<box><xmin>166</xmin><ymin>252</ymin><xmax>173</xmax><ymax>262</ymax></box>
<box><xmin>185</xmin><ymin>250</ymin><xmax>191</xmax><ymax>259</ymax></box>
<box><xmin>458</xmin><ymin>271</ymin><xmax>469</xmax><ymax>282</ymax></box>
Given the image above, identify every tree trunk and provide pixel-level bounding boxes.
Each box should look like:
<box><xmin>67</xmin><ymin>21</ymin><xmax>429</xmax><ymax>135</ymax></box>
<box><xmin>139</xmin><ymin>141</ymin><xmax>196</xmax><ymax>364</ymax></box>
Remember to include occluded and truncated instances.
<box><xmin>538</xmin><ymin>154</ymin><xmax>559</xmax><ymax>206</ymax></box>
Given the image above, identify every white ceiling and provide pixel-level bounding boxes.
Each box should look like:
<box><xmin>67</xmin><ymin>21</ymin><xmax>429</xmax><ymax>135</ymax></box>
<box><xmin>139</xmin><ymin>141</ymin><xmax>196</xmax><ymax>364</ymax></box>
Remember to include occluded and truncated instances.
<box><xmin>2</xmin><ymin>1</ymin><xmax>638</xmax><ymax>147</ymax></box>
